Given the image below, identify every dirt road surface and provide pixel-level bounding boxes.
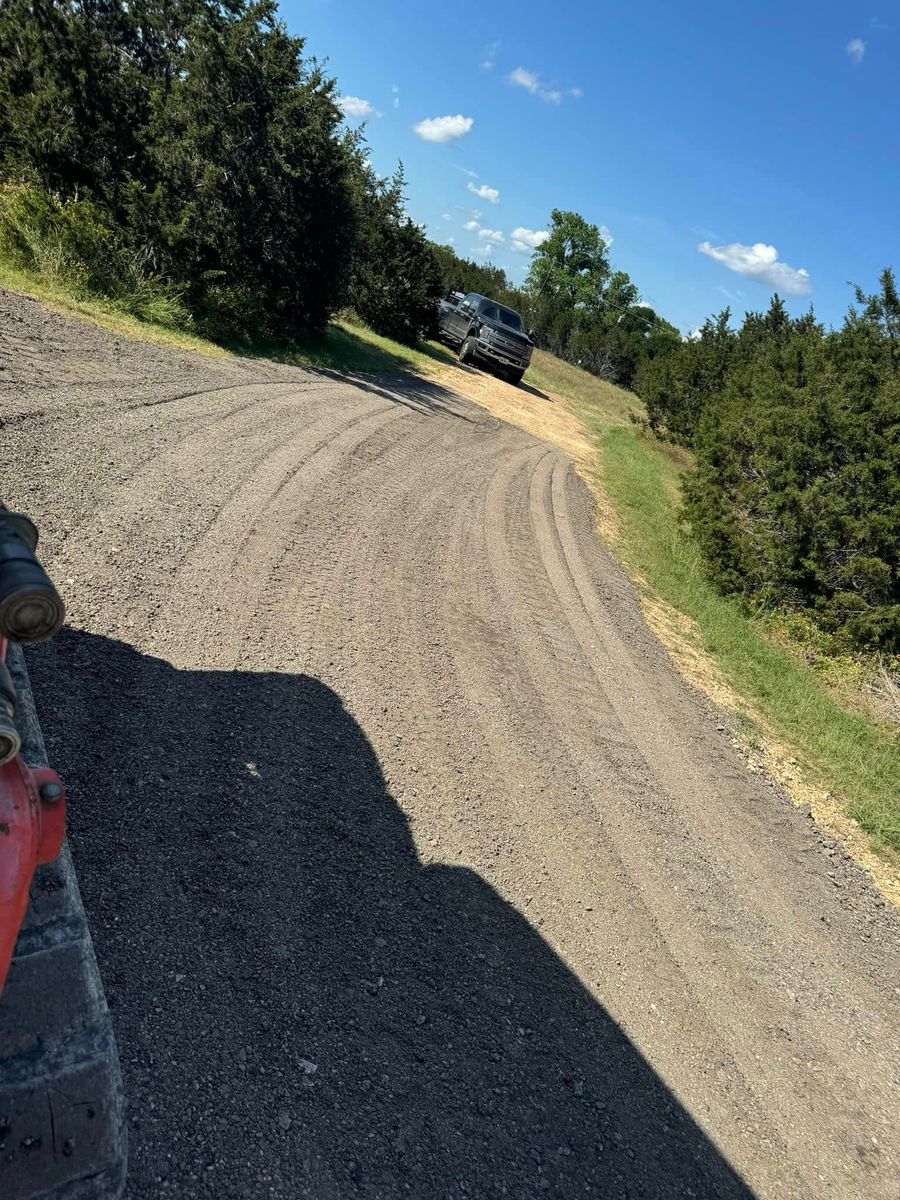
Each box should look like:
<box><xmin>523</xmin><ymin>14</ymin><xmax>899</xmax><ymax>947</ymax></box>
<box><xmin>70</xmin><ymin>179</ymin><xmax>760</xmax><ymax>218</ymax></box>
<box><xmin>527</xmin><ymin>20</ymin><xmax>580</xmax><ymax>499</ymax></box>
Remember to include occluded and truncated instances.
<box><xmin>2</xmin><ymin>290</ymin><xmax>899</xmax><ymax>1200</ymax></box>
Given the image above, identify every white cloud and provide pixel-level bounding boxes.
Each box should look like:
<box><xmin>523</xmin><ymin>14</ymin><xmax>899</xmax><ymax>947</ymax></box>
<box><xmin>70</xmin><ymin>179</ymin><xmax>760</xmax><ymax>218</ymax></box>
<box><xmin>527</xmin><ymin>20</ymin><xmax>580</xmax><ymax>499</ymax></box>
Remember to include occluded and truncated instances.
<box><xmin>846</xmin><ymin>37</ymin><xmax>866</xmax><ymax>63</ymax></box>
<box><xmin>460</xmin><ymin>168</ymin><xmax>479</xmax><ymax>178</ymax></box>
<box><xmin>441</xmin><ymin>213</ymin><xmax>451</xmax><ymax>221</ymax></box>
<box><xmin>465</xmin><ymin>219</ymin><xmax>504</xmax><ymax>243</ymax></box>
<box><xmin>446</xmin><ymin>237</ymin><xmax>455</xmax><ymax>245</ymax></box>
<box><xmin>510</xmin><ymin>67</ymin><xmax>560</xmax><ymax>103</ymax></box>
<box><xmin>338</xmin><ymin>96</ymin><xmax>379</xmax><ymax>121</ymax></box>
<box><xmin>391</xmin><ymin>84</ymin><xmax>400</xmax><ymax>109</ymax></box>
<box><xmin>508</xmin><ymin>66</ymin><xmax>582</xmax><ymax>104</ymax></box>
<box><xmin>869</xmin><ymin>17</ymin><xmax>889</xmax><ymax>31</ymax></box>
<box><xmin>697</xmin><ymin>241</ymin><xmax>812</xmax><ymax>295</ymax></box>
<box><xmin>481</xmin><ymin>40</ymin><xmax>500</xmax><ymax>69</ymax></box>
<box><xmin>510</xmin><ymin>227</ymin><xmax>549</xmax><ymax>252</ymax></box>
<box><xmin>600</xmin><ymin>224</ymin><xmax>614</xmax><ymax>247</ymax></box>
<box><xmin>413</xmin><ymin>114</ymin><xmax>474</xmax><ymax>143</ymax></box>
<box><xmin>467</xmin><ymin>182</ymin><xmax>500</xmax><ymax>204</ymax></box>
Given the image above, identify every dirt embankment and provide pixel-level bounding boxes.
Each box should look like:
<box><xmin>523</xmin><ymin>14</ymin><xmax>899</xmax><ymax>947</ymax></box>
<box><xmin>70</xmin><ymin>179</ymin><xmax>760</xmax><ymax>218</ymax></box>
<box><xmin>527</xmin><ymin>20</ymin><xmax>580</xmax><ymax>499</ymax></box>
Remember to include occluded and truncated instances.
<box><xmin>2</xmin><ymin>290</ymin><xmax>899</xmax><ymax>1200</ymax></box>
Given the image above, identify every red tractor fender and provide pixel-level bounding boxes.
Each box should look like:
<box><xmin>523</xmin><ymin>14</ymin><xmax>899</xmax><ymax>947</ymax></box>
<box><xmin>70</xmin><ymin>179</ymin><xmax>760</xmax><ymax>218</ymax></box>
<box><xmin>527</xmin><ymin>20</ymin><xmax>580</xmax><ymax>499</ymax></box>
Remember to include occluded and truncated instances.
<box><xmin>0</xmin><ymin>753</ymin><xmax>66</xmax><ymax>994</ymax></box>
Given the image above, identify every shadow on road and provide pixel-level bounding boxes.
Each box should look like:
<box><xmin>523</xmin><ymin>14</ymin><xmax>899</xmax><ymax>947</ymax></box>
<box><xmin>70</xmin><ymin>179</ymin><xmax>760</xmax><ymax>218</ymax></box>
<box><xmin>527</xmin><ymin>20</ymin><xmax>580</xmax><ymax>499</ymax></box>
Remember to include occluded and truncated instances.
<box><xmin>517</xmin><ymin>379</ymin><xmax>553</xmax><ymax>402</ymax></box>
<box><xmin>311</xmin><ymin>367</ymin><xmax>486</xmax><ymax>424</ymax></box>
<box><xmin>27</xmin><ymin>629</ymin><xmax>755</xmax><ymax>1199</ymax></box>
<box><xmin>435</xmin><ymin>357</ymin><xmax>554</xmax><ymax>403</ymax></box>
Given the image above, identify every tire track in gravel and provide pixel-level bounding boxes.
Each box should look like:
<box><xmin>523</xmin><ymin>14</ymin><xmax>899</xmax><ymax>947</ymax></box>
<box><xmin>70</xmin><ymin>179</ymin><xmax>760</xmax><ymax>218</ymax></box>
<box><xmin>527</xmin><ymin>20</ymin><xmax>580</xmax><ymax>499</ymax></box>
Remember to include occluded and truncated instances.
<box><xmin>470</xmin><ymin>446</ymin><xmax>782</xmax><ymax>1169</ymax></box>
<box><xmin>519</xmin><ymin>453</ymin><xmax>893</xmax><ymax>1194</ymax></box>
<box><xmin>150</xmin><ymin>400</ymin><xmax>407</xmax><ymax>664</ymax></box>
<box><xmin>2</xmin><ymin>290</ymin><xmax>899</xmax><ymax>1200</ymax></box>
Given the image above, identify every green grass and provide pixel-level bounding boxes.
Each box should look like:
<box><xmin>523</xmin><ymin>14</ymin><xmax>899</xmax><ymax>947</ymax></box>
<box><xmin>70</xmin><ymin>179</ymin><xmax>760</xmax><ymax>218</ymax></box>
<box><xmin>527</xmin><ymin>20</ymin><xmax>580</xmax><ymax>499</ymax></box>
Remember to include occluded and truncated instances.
<box><xmin>526</xmin><ymin>350</ymin><xmax>641</xmax><ymax>429</ymax></box>
<box><xmin>567</xmin><ymin>378</ymin><xmax>900</xmax><ymax>855</ymax></box>
<box><xmin>232</xmin><ymin>317</ymin><xmax>455</xmax><ymax>376</ymax></box>
<box><xmin>0</xmin><ymin>259</ymin><xmax>231</xmax><ymax>357</ymax></box>
<box><xmin>0</xmin><ymin>260</ymin><xmax>455</xmax><ymax>375</ymax></box>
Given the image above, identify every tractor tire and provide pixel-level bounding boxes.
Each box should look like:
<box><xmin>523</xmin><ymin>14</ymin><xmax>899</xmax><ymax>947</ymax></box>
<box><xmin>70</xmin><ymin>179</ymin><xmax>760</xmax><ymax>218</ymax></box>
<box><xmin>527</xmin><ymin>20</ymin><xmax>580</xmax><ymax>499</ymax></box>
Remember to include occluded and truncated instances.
<box><xmin>0</xmin><ymin>646</ymin><xmax>126</xmax><ymax>1199</ymax></box>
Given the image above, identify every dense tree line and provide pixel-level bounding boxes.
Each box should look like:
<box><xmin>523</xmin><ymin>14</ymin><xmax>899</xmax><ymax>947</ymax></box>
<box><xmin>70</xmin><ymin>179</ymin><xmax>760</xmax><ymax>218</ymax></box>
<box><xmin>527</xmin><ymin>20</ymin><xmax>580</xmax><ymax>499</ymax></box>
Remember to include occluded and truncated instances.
<box><xmin>637</xmin><ymin>279</ymin><xmax>900</xmax><ymax>652</ymax></box>
<box><xmin>0</xmin><ymin>0</ymin><xmax>678</xmax><ymax>370</ymax></box>
<box><xmin>520</xmin><ymin>210</ymin><xmax>680</xmax><ymax>388</ymax></box>
<box><xmin>0</xmin><ymin>0</ymin><xmax>441</xmax><ymax>341</ymax></box>
<box><xmin>430</xmin><ymin>244</ymin><xmax>518</xmax><ymax>307</ymax></box>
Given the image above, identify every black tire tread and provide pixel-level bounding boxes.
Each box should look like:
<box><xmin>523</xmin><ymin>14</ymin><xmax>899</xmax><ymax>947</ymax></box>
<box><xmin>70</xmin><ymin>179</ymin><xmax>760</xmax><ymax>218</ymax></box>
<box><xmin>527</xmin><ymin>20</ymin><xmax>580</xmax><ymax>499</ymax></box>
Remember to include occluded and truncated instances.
<box><xmin>0</xmin><ymin>647</ymin><xmax>126</xmax><ymax>1200</ymax></box>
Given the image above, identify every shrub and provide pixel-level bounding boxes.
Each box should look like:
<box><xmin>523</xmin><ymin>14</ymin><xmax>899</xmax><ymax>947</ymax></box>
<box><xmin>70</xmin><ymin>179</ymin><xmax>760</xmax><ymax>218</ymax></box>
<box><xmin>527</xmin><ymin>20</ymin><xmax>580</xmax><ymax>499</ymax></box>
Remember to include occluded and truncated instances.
<box><xmin>634</xmin><ymin>310</ymin><xmax>735</xmax><ymax>445</ymax></box>
<box><xmin>683</xmin><ymin>299</ymin><xmax>900</xmax><ymax>651</ymax></box>
<box><xmin>348</xmin><ymin>167</ymin><xmax>442</xmax><ymax>345</ymax></box>
<box><xmin>0</xmin><ymin>183</ymin><xmax>190</xmax><ymax>327</ymax></box>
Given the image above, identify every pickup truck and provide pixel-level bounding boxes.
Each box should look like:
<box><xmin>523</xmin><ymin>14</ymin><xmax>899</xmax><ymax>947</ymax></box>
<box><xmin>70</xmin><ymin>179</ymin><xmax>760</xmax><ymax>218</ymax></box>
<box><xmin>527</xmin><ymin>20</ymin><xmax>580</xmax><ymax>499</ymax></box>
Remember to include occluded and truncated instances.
<box><xmin>437</xmin><ymin>292</ymin><xmax>534</xmax><ymax>384</ymax></box>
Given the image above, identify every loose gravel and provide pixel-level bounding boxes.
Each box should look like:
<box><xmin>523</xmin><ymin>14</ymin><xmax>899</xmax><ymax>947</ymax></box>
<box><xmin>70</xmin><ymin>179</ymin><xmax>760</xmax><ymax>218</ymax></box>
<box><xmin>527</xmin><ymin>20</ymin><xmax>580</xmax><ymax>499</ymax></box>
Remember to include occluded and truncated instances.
<box><xmin>2</xmin><ymin>290</ymin><xmax>899</xmax><ymax>1200</ymax></box>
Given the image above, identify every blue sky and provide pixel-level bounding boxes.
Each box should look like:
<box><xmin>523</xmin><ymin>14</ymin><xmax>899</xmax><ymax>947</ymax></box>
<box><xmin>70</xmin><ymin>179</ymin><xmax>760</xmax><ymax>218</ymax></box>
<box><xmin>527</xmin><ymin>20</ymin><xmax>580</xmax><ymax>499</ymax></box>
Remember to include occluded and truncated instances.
<box><xmin>285</xmin><ymin>0</ymin><xmax>897</xmax><ymax>334</ymax></box>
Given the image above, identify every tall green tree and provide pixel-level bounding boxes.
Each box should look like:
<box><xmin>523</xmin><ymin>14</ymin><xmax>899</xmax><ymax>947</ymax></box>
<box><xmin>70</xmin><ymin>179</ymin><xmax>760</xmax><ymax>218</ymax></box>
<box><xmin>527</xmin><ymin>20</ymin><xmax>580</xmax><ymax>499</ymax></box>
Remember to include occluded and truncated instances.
<box><xmin>0</xmin><ymin>0</ymin><xmax>365</xmax><ymax>336</ymax></box>
<box><xmin>143</xmin><ymin>0</ymin><xmax>355</xmax><ymax>334</ymax></box>
<box><xmin>0</xmin><ymin>0</ymin><xmax>149</xmax><ymax>208</ymax></box>
<box><xmin>520</xmin><ymin>209</ymin><xmax>679</xmax><ymax>386</ymax></box>
<box><xmin>524</xmin><ymin>209</ymin><xmax>611</xmax><ymax>321</ymax></box>
<box><xmin>348</xmin><ymin>164</ymin><xmax>441</xmax><ymax>344</ymax></box>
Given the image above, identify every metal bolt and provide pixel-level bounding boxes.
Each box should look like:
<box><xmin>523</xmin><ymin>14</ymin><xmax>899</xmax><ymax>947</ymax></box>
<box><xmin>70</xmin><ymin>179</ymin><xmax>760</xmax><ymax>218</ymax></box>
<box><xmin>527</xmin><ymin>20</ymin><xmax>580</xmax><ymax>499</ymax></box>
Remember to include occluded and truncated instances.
<box><xmin>40</xmin><ymin>782</ymin><xmax>63</xmax><ymax>803</ymax></box>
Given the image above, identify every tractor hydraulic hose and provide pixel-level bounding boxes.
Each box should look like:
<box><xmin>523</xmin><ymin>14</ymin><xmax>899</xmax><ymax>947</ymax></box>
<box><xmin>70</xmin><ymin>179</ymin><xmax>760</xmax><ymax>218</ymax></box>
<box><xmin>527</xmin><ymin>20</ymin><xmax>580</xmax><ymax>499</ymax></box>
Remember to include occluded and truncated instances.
<box><xmin>0</xmin><ymin>660</ymin><xmax>21</xmax><ymax>765</ymax></box>
<box><xmin>0</xmin><ymin>510</ymin><xmax>65</xmax><ymax>642</ymax></box>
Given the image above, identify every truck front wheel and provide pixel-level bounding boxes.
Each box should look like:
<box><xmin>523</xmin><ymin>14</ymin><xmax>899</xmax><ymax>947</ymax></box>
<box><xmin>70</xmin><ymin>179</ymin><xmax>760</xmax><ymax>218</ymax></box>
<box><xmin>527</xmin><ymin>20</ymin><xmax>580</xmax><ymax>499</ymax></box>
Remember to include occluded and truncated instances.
<box><xmin>506</xmin><ymin>368</ymin><xmax>525</xmax><ymax>385</ymax></box>
<box><xmin>459</xmin><ymin>335</ymin><xmax>476</xmax><ymax>365</ymax></box>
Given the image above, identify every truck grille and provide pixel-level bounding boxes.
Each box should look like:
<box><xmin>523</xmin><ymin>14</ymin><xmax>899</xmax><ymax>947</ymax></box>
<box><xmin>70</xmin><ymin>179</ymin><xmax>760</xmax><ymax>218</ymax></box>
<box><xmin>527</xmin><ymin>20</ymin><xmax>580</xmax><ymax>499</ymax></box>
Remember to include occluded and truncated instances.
<box><xmin>487</xmin><ymin>331</ymin><xmax>529</xmax><ymax>360</ymax></box>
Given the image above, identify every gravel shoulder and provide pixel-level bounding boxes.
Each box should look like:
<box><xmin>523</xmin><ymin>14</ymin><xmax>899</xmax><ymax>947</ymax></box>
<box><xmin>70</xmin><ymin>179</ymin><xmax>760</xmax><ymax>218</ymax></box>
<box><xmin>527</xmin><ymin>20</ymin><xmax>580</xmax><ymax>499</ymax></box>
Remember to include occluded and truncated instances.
<box><xmin>2</xmin><ymin>290</ymin><xmax>899</xmax><ymax>1200</ymax></box>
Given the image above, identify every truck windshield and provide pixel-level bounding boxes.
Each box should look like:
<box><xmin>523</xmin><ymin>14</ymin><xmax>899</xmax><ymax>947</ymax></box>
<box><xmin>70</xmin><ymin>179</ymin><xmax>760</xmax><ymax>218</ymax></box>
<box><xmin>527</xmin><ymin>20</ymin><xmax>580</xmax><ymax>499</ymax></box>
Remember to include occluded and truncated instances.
<box><xmin>481</xmin><ymin>304</ymin><xmax>524</xmax><ymax>331</ymax></box>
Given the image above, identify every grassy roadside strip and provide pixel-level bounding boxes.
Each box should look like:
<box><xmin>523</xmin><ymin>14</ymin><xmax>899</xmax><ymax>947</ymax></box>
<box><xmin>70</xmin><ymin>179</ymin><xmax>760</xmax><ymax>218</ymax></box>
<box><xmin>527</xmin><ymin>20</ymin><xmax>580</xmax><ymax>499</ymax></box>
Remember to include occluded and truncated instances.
<box><xmin>0</xmin><ymin>260</ymin><xmax>455</xmax><ymax>376</ymax></box>
<box><xmin>0</xmin><ymin>260</ymin><xmax>231</xmax><ymax>357</ymax></box>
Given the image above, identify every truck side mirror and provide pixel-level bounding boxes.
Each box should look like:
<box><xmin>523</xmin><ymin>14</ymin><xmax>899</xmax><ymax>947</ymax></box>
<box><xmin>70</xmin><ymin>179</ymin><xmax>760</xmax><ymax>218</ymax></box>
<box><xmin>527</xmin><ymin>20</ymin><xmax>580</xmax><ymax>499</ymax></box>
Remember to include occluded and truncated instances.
<box><xmin>528</xmin><ymin>330</ymin><xmax>537</xmax><ymax>342</ymax></box>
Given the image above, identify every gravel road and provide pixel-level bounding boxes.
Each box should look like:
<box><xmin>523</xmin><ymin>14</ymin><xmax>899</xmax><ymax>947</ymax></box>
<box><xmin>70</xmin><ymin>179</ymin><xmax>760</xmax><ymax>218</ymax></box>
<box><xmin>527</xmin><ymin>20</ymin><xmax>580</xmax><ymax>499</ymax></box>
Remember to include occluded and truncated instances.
<box><xmin>2</xmin><ymin>290</ymin><xmax>899</xmax><ymax>1200</ymax></box>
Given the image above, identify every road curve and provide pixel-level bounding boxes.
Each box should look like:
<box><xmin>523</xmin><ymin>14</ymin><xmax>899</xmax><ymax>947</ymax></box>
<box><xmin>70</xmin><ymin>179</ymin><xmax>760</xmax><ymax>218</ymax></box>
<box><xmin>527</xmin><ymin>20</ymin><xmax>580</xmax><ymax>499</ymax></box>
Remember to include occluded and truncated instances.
<box><xmin>2</xmin><ymin>291</ymin><xmax>899</xmax><ymax>1200</ymax></box>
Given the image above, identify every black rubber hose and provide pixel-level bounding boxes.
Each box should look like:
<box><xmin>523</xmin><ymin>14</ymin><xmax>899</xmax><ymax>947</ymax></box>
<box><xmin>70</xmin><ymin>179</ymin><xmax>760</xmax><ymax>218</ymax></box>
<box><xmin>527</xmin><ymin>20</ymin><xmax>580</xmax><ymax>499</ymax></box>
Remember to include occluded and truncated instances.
<box><xmin>0</xmin><ymin>512</ymin><xmax>65</xmax><ymax>643</ymax></box>
<box><xmin>0</xmin><ymin>660</ymin><xmax>20</xmax><ymax>764</ymax></box>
